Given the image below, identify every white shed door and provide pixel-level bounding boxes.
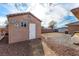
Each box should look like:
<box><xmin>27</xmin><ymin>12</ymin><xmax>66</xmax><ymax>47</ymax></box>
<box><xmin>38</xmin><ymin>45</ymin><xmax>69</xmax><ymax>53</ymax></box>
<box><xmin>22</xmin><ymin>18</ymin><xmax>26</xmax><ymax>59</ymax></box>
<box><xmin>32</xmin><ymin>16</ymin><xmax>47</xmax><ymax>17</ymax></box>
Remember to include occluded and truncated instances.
<box><xmin>29</xmin><ymin>23</ymin><xmax>36</xmax><ymax>39</ymax></box>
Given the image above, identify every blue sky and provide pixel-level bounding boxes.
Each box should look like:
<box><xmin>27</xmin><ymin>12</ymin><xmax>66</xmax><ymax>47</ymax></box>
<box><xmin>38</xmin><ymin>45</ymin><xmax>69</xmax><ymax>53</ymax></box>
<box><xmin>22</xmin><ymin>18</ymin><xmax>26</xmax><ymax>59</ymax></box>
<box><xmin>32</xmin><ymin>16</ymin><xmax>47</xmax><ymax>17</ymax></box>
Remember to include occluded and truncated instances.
<box><xmin>0</xmin><ymin>3</ymin><xmax>79</xmax><ymax>28</ymax></box>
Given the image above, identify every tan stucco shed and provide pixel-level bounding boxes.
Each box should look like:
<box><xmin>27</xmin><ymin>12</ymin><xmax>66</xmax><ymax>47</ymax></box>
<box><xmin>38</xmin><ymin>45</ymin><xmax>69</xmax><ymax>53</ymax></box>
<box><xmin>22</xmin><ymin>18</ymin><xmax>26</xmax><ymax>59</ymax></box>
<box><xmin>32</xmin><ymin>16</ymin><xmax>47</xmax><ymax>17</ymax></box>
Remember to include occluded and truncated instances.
<box><xmin>7</xmin><ymin>12</ymin><xmax>41</xmax><ymax>44</ymax></box>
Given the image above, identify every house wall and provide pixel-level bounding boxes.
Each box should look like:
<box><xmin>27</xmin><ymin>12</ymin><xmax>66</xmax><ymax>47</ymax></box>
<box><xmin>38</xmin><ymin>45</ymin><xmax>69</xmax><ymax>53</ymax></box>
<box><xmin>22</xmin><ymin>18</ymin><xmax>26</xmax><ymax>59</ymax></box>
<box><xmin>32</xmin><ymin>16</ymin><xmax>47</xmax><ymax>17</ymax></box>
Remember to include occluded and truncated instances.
<box><xmin>68</xmin><ymin>25</ymin><xmax>79</xmax><ymax>34</ymax></box>
<box><xmin>8</xmin><ymin>13</ymin><xmax>41</xmax><ymax>44</ymax></box>
<box><xmin>58</xmin><ymin>28</ymin><xmax>67</xmax><ymax>32</ymax></box>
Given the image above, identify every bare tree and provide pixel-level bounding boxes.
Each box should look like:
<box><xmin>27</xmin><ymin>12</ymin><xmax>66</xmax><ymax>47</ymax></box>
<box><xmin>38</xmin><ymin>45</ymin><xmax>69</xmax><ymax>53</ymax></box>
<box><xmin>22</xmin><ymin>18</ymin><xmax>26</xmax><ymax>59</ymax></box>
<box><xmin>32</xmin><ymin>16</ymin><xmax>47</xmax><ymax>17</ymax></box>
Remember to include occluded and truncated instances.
<box><xmin>14</xmin><ymin>3</ymin><xmax>28</xmax><ymax>11</ymax></box>
<box><xmin>48</xmin><ymin>20</ymin><xmax>56</xmax><ymax>29</ymax></box>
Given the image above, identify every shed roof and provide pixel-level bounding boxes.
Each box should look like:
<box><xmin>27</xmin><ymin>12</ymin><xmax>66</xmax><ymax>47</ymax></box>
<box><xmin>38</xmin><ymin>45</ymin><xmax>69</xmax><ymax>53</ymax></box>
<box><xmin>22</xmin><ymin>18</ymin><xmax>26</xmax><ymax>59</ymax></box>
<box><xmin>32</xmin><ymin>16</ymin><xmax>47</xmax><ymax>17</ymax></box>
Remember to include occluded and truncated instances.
<box><xmin>71</xmin><ymin>7</ymin><xmax>79</xmax><ymax>12</ymax></box>
<box><xmin>7</xmin><ymin>12</ymin><xmax>41</xmax><ymax>22</ymax></box>
<box><xmin>71</xmin><ymin>7</ymin><xmax>79</xmax><ymax>20</ymax></box>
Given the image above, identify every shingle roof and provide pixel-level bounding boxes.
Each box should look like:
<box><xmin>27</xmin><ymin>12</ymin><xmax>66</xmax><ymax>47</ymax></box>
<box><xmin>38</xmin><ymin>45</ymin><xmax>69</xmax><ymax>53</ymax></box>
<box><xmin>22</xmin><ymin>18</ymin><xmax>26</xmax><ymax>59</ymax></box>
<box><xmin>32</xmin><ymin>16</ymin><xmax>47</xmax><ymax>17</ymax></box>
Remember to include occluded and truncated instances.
<box><xmin>7</xmin><ymin>12</ymin><xmax>41</xmax><ymax>22</ymax></box>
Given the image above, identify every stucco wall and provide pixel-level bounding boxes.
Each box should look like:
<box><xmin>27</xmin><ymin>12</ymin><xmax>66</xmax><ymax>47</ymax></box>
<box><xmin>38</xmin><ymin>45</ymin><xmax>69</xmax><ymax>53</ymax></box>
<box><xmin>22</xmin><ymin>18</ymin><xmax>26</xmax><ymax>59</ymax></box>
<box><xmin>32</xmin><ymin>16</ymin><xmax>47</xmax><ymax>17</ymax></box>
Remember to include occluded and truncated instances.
<box><xmin>8</xmin><ymin>13</ymin><xmax>41</xmax><ymax>44</ymax></box>
<box><xmin>28</xmin><ymin>14</ymin><xmax>41</xmax><ymax>38</ymax></box>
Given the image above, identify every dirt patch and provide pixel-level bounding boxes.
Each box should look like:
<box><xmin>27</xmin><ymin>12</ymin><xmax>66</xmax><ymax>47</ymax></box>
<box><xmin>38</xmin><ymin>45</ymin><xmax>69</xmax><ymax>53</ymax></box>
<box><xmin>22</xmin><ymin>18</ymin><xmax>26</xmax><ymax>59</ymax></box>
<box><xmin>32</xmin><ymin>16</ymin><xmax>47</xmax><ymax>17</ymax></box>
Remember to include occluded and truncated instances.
<box><xmin>41</xmin><ymin>33</ymin><xmax>79</xmax><ymax>56</ymax></box>
<box><xmin>29</xmin><ymin>39</ymin><xmax>44</xmax><ymax>56</ymax></box>
<box><xmin>0</xmin><ymin>40</ymin><xmax>32</xmax><ymax>56</ymax></box>
<box><xmin>0</xmin><ymin>36</ymin><xmax>44</xmax><ymax>56</ymax></box>
<box><xmin>42</xmin><ymin>39</ymin><xmax>79</xmax><ymax>56</ymax></box>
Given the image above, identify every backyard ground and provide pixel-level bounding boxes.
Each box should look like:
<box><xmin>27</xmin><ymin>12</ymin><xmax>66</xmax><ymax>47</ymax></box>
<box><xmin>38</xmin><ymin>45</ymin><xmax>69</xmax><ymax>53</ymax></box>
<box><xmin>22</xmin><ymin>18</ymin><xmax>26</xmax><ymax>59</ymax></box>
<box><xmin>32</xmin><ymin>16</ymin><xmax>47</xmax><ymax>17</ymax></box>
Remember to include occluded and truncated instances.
<box><xmin>1</xmin><ymin>32</ymin><xmax>79</xmax><ymax>56</ymax></box>
<box><xmin>0</xmin><ymin>35</ymin><xmax>44</xmax><ymax>56</ymax></box>
<box><xmin>41</xmin><ymin>32</ymin><xmax>79</xmax><ymax>56</ymax></box>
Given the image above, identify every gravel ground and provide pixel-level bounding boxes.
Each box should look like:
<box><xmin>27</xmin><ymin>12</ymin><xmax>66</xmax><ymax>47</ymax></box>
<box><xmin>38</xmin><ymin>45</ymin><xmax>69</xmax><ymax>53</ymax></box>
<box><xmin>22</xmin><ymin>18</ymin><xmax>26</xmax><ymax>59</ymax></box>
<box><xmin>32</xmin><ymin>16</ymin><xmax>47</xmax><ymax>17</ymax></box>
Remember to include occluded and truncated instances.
<box><xmin>0</xmin><ymin>35</ymin><xmax>44</xmax><ymax>56</ymax></box>
<box><xmin>29</xmin><ymin>39</ymin><xmax>44</xmax><ymax>56</ymax></box>
<box><xmin>0</xmin><ymin>40</ymin><xmax>32</xmax><ymax>56</ymax></box>
<box><xmin>42</xmin><ymin>33</ymin><xmax>79</xmax><ymax>56</ymax></box>
<box><xmin>44</xmin><ymin>41</ymin><xmax>79</xmax><ymax>56</ymax></box>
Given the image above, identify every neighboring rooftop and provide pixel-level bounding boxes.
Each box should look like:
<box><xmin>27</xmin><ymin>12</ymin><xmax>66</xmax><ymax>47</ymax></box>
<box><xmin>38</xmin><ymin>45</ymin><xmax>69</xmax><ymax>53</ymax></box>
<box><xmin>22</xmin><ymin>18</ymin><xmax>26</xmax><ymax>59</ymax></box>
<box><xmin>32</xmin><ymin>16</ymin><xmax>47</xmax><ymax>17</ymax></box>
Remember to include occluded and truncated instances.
<box><xmin>57</xmin><ymin>27</ymin><xmax>68</xmax><ymax>29</ymax></box>
<box><xmin>67</xmin><ymin>21</ymin><xmax>79</xmax><ymax>26</ymax></box>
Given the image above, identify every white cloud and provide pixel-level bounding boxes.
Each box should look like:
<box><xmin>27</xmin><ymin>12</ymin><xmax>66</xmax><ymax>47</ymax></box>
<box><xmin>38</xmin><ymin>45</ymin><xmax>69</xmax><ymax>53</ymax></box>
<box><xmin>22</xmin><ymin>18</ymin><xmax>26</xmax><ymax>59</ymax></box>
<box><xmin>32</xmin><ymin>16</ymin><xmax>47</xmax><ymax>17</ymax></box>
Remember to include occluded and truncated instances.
<box><xmin>0</xmin><ymin>3</ymin><xmax>79</xmax><ymax>28</ymax></box>
<box><xmin>27</xmin><ymin>3</ymin><xmax>68</xmax><ymax>27</ymax></box>
<box><xmin>0</xmin><ymin>16</ymin><xmax>7</xmax><ymax>28</ymax></box>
